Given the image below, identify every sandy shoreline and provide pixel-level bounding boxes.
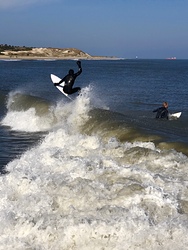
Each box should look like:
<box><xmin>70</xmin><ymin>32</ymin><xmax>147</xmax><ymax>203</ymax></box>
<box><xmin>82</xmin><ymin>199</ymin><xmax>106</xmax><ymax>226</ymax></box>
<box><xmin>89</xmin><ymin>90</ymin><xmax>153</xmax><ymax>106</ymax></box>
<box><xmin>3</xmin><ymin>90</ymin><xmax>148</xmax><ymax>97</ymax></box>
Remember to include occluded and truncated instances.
<box><xmin>0</xmin><ymin>55</ymin><xmax>119</xmax><ymax>61</ymax></box>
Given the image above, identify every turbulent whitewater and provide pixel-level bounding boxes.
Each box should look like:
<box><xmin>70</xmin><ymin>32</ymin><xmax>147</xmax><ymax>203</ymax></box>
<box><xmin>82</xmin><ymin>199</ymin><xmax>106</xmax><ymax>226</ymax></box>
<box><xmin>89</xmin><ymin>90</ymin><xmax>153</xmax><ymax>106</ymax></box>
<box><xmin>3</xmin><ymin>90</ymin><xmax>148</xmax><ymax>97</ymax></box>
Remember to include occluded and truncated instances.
<box><xmin>0</xmin><ymin>59</ymin><xmax>188</xmax><ymax>249</ymax></box>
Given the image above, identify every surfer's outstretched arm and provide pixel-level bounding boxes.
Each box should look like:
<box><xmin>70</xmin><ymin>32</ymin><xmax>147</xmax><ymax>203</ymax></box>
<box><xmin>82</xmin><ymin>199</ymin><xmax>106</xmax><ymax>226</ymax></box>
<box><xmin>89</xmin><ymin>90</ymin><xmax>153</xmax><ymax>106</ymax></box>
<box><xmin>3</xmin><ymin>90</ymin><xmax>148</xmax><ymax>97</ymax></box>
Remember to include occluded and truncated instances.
<box><xmin>74</xmin><ymin>61</ymin><xmax>82</xmax><ymax>76</ymax></box>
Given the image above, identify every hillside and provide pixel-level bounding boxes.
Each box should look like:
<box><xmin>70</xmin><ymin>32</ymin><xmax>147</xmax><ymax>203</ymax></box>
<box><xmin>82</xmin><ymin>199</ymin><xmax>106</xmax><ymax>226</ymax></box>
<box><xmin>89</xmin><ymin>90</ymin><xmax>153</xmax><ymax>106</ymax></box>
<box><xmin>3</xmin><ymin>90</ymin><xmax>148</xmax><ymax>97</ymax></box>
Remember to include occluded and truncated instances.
<box><xmin>0</xmin><ymin>44</ymin><xmax>114</xmax><ymax>60</ymax></box>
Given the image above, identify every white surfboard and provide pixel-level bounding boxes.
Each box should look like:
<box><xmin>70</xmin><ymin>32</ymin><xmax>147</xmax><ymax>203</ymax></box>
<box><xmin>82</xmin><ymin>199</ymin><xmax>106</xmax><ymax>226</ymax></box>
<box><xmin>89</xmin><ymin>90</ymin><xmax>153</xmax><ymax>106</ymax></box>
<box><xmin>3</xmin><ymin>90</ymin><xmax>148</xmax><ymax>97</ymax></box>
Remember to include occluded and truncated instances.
<box><xmin>169</xmin><ymin>112</ymin><xmax>182</xmax><ymax>119</ymax></box>
<box><xmin>50</xmin><ymin>74</ymin><xmax>72</xmax><ymax>100</ymax></box>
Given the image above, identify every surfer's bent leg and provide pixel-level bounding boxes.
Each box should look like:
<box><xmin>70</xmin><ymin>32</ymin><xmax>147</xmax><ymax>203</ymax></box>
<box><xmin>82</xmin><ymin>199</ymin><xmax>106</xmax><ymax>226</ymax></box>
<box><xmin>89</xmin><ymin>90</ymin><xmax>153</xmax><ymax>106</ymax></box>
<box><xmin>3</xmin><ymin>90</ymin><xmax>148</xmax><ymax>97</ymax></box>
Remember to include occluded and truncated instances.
<box><xmin>63</xmin><ymin>85</ymin><xmax>72</xmax><ymax>94</ymax></box>
<box><xmin>63</xmin><ymin>85</ymin><xmax>81</xmax><ymax>95</ymax></box>
<box><xmin>71</xmin><ymin>87</ymin><xmax>81</xmax><ymax>94</ymax></box>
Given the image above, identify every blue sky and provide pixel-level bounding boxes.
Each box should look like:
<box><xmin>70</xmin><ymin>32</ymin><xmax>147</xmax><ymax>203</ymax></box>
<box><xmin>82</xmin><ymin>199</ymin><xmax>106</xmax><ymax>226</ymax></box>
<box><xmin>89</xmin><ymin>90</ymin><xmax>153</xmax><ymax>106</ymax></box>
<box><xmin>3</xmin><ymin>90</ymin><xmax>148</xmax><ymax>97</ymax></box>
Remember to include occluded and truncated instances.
<box><xmin>0</xmin><ymin>0</ymin><xmax>188</xmax><ymax>59</ymax></box>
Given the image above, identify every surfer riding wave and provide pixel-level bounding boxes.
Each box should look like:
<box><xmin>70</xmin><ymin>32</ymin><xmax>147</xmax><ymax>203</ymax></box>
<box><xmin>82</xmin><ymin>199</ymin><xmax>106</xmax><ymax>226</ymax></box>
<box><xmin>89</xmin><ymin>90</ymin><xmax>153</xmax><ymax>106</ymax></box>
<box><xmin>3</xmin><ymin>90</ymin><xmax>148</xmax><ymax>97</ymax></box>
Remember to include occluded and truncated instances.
<box><xmin>54</xmin><ymin>61</ymin><xmax>82</xmax><ymax>95</ymax></box>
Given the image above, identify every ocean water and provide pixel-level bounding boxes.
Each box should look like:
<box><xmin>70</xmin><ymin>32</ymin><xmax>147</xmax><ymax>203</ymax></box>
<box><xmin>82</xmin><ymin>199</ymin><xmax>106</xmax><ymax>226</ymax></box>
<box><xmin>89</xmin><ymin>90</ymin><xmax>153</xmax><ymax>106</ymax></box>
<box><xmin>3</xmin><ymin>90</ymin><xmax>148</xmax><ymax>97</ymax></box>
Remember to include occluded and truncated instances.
<box><xmin>0</xmin><ymin>59</ymin><xmax>188</xmax><ymax>249</ymax></box>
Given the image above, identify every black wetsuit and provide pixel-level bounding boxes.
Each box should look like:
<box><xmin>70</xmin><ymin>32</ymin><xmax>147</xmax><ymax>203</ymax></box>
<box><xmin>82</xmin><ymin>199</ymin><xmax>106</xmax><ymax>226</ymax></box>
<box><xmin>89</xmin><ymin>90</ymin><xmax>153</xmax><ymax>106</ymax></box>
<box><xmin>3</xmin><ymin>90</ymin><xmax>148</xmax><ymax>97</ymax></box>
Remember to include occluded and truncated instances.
<box><xmin>153</xmin><ymin>107</ymin><xmax>169</xmax><ymax>119</ymax></box>
<box><xmin>55</xmin><ymin>61</ymin><xmax>82</xmax><ymax>95</ymax></box>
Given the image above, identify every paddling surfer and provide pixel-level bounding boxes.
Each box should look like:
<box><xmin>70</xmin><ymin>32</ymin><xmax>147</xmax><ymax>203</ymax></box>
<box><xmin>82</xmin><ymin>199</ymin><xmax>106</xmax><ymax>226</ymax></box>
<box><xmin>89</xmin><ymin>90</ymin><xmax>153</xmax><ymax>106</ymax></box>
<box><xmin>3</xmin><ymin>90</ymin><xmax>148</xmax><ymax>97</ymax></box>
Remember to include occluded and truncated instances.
<box><xmin>54</xmin><ymin>61</ymin><xmax>82</xmax><ymax>95</ymax></box>
<box><xmin>153</xmin><ymin>102</ymin><xmax>169</xmax><ymax>119</ymax></box>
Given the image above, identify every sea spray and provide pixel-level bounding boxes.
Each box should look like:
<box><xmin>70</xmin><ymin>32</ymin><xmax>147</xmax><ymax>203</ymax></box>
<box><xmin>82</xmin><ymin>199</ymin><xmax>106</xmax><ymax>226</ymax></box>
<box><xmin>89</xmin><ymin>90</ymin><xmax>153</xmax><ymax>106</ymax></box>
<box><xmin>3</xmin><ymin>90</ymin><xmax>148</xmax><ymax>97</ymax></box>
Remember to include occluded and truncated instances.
<box><xmin>1</xmin><ymin>87</ymin><xmax>93</xmax><ymax>133</ymax></box>
<box><xmin>67</xmin><ymin>86</ymin><xmax>92</xmax><ymax>131</ymax></box>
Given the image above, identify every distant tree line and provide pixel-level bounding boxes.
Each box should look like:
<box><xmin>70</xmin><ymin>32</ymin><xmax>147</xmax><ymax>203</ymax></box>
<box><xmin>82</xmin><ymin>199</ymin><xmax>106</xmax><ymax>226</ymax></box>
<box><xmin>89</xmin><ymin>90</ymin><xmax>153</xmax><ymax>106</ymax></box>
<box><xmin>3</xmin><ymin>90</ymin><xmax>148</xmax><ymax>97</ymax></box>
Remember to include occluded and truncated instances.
<box><xmin>0</xmin><ymin>44</ymin><xmax>33</xmax><ymax>54</ymax></box>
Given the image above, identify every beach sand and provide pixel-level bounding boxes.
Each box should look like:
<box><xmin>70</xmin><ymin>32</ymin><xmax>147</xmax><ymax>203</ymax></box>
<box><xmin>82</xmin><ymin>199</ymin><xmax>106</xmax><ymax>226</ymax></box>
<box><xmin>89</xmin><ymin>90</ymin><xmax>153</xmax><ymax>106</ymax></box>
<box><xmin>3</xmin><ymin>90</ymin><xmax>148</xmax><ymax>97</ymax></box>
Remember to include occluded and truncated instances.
<box><xmin>0</xmin><ymin>55</ymin><xmax>118</xmax><ymax>61</ymax></box>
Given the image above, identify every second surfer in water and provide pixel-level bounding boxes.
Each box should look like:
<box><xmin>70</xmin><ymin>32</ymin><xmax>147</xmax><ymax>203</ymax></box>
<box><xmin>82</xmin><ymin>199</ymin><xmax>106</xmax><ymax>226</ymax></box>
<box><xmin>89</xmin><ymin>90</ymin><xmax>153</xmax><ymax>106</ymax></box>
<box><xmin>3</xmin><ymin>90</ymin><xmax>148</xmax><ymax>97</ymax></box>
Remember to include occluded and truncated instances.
<box><xmin>54</xmin><ymin>60</ymin><xmax>82</xmax><ymax>95</ymax></box>
<box><xmin>153</xmin><ymin>101</ymin><xmax>169</xmax><ymax>119</ymax></box>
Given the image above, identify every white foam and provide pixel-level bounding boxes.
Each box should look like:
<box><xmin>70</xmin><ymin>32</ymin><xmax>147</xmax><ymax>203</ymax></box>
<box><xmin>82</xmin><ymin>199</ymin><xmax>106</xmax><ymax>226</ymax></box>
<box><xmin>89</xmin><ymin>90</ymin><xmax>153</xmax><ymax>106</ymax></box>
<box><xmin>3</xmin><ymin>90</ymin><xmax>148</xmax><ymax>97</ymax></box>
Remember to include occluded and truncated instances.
<box><xmin>1</xmin><ymin>87</ymin><xmax>93</xmax><ymax>132</ymax></box>
<box><xmin>1</xmin><ymin>108</ymin><xmax>55</xmax><ymax>132</ymax></box>
<box><xmin>1</xmin><ymin>88</ymin><xmax>188</xmax><ymax>249</ymax></box>
<box><xmin>1</xmin><ymin>123</ymin><xmax>188</xmax><ymax>249</ymax></box>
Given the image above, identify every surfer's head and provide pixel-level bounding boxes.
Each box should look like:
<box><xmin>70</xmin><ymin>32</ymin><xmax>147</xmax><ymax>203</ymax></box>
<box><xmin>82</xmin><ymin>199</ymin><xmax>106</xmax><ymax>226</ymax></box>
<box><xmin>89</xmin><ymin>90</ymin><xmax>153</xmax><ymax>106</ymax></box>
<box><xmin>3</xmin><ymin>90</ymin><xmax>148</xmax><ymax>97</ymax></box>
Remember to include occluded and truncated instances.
<box><xmin>163</xmin><ymin>102</ymin><xmax>168</xmax><ymax>108</ymax></box>
<box><xmin>69</xmin><ymin>69</ymin><xmax>74</xmax><ymax>75</ymax></box>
